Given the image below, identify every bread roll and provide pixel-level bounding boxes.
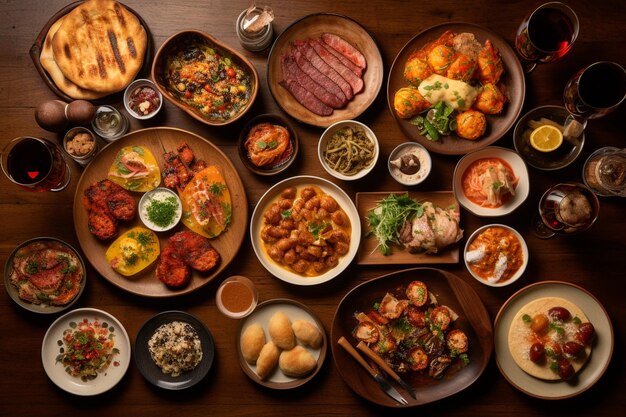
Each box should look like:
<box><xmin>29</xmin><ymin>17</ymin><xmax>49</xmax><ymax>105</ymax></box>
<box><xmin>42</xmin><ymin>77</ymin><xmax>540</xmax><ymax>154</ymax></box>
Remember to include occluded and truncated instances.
<box><xmin>292</xmin><ymin>319</ymin><xmax>323</xmax><ymax>349</ymax></box>
<box><xmin>240</xmin><ymin>323</ymin><xmax>266</xmax><ymax>364</ymax></box>
<box><xmin>279</xmin><ymin>345</ymin><xmax>317</xmax><ymax>378</ymax></box>
<box><xmin>255</xmin><ymin>341</ymin><xmax>280</xmax><ymax>380</ymax></box>
<box><xmin>268</xmin><ymin>311</ymin><xmax>296</xmax><ymax>350</ymax></box>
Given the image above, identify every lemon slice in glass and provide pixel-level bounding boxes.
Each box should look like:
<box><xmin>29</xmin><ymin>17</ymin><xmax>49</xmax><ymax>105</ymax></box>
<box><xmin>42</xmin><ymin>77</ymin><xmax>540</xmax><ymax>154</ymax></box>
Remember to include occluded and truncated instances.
<box><xmin>530</xmin><ymin>125</ymin><xmax>563</xmax><ymax>152</ymax></box>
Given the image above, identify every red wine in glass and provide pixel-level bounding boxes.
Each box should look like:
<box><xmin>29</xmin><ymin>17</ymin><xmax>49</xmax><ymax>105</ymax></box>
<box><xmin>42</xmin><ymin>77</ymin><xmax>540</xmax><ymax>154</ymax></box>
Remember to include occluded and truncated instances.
<box><xmin>1</xmin><ymin>137</ymin><xmax>71</xmax><ymax>192</ymax></box>
<box><xmin>564</xmin><ymin>61</ymin><xmax>626</xmax><ymax>124</ymax></box>
<box><xmin>534</xmin><ymin>183</ymin><xmax>599</xmax><ymax>238</ymax></box>
<box><xmin>515</xmin><ymin>2</ymin><xmax>578</xmax><ymax>71</ymax></box>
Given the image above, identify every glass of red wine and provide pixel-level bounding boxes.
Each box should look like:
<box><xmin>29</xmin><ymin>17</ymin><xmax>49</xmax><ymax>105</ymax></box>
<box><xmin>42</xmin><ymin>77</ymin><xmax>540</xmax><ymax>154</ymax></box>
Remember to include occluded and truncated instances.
<box><xmin>563</xmin><ymin>61</ymin><xmax>626</xmax><ymax>131</ymax></box>
<box><xmin>515</xmin><ymin>2</ymin><xmax>579</xmax><ymax>72</ymax></box>
<box><xmin>1</xmin><ymin>136</ymin><xmax>71</xmax><ymax>192</ymax></box>
<box><xmin>533</xmin><ymin>182</ymin><xmax>599</xmax><ymax>239</ymax></box>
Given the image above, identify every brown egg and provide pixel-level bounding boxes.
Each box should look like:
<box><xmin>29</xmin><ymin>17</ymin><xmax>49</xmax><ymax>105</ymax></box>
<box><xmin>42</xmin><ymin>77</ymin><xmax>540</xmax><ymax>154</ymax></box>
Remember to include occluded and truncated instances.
<box><xmin>66</xmin><ymin>100</ymin><xmax>96</xmax><ymax>125</ymax></box>
<box><xmin>35</xmin><ymin>100</ymin><xmax>68</xmax><ymax>132</ymax></box>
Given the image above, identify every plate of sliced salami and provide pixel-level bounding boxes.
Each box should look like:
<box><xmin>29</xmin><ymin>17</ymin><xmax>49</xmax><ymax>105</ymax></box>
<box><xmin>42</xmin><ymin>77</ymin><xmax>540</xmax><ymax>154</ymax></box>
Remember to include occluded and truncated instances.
<box><xmin>267</xmin><ymin>13</ymin><xmax>383</xmax><ymax>127</ymax></box>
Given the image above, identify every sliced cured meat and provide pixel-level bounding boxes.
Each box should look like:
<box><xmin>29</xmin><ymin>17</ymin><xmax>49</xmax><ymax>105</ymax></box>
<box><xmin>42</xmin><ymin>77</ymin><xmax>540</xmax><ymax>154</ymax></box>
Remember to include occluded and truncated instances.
<box><xmin>281</xmin><ymin>55</ymin><xmax>345</xmax><ymax>109</ymax></box>
<box><xmin>292</xmin><ymin>48</ymin><xmax>348</xmax><ymax>104</ymax></box>
<box><xmin>309</xmin><ymin>39</ymin><xmax>364</xmax><ymax>94</ymax></box>
<box><xmin>293</xmin><ymin>40</ymin><xmax>354</xmax><ymax>100</ymax></box>
<box><xmin>317</xmin><ymin>39</ymin><xmax>363</xmax><ymax>77</ymax></box>
<box><xmin>321</xmin><ymin>32</ymin><xmax>367</xmax><ymax>69</ymax></box>
<box><xmin>279</xmin><ymin>79</ymin><xmax>333</xmax><ymax>116</ymax></box>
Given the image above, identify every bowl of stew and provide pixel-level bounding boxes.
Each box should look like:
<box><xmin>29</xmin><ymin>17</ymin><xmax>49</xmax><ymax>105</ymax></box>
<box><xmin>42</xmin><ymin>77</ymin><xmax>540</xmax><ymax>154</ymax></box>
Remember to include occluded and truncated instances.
<box><xmin>464</xmin><ymin>224</ymin><xmax>528</xmax><ymax>287</ymax></box>
<box><xmin>152</xmin><ymin>30</ymin><xmax>259</xmax><ymax>126</ymax></box>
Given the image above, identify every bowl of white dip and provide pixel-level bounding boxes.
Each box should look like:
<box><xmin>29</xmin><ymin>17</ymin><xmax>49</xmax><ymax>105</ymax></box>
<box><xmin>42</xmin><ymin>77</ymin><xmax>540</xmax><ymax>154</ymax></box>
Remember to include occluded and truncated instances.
<box><xmin>388</xmin><ymin>142</ymin><xmax>432</xmax><ymax>186</ymax></box>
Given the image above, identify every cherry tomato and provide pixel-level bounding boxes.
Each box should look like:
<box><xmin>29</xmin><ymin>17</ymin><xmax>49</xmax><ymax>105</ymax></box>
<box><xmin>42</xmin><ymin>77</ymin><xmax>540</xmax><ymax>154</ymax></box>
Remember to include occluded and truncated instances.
<box><xmin>562</xmin><ymin>341</ymin><xmax>585</xmax><ymax>357</ymax></box>
<box><xmin>226</xmin><ymin>67</ymin><xmax>236</xmax><ymax>78</ymax></box>
<box><xmin>530</xmin><ymin>313</ymin><xmax>549</xmax><ymax>335</ymax></box>
<box><xmin>557</xmin><ymin>358</ymin><xmax>575</xmax><ymax>380</ymax></box>
<box><xmin>529</xmin><ymin>342</ymin><xmax>545</xmax><ymax>363</ymax></box>
<box><xmin>184</xmin><ymin>90</ymin><xmax>192</xmax><ymax>99</ymax></box>
<box><xmin>575</xmin><ymin>322</ymin><xmax>595</xmax><ymax>345</ymax></box>
<box><xmin>548</xmin><ymin>306</ymin><xmax>571</xmax><ymax>322</ymax></box>
<box><xmin>544</xmin><ymin>340</ymin><xmax>563</xmax><ymax>358</ymax></box>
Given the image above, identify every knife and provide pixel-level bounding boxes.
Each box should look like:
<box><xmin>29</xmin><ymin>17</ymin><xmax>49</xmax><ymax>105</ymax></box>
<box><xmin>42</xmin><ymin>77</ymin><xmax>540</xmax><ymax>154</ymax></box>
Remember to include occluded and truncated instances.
<box><xmin>357</xmin><ymin>341</ymin><xmax>417</xmax><ymax>399</ymax></box>
<box><xmin>337</xmin><ymin>337</ymin><xmax>408</xmax><ymax>405</ymax></box>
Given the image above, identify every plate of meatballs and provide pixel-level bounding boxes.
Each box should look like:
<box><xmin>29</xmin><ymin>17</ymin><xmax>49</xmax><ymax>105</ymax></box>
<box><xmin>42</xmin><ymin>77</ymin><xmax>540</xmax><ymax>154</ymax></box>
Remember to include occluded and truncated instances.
<box><xmin>73</xmin><ymin>127</ymin><xmax>248</xmax><ymax>297</ymax></box>
<box><xmin>387</xmin><ymin>22</ymin><xmax>525</xmax><ymax>155</ymax></box>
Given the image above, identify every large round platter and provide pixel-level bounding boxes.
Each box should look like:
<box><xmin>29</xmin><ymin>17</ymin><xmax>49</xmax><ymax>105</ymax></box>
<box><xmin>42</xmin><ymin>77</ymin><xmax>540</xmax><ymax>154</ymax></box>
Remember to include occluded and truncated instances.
<box><xmin>73</xmin><ymin>127</ymin><xmax>248</xmax><ymax>297</ymax></box>
<box><xmin>29</xmin><ymin>1</ymin><xmax>152</xmax><ymax>102</ymax></box>
<box><xmin>4</xmin><ymin>237</ymin><xmax>86</xmax><ymax>314</ymax></box>
<box><xmin>250</xmin><ymin>175</ymin><xmax>360</xmax><ymax>286</ymax></box>
<box><xmin>494</xmin><ymin>281</ymin><xmax>613</xmax><ymax>399</ymax></box>
<box><xmin>387</xmin><ymin>22</ymin><xmax>525</xmax><ymax>155</ymax></box>
<box><xmin>134</xmin><ymin>311</ymin><xmax>215</xmax><ymax>390</ymax></box>
<box><xmin>331</xmin><ymin>267</ymin><xmax>493</xmax><ymax>407</ymax></box>
<box><xmin>236</xmin><ymin>299</ymin><xmax>327</xmax><ymax>389</ymax></box>
<box><xmin>41</xmin><ymin>308</ymin><xmax>131</xmax><ymax>396</ymax></box>
<box><xmin>267</xmin><ymin>13</ymin><xmax>384</xmax><ymax>127</ymax></box>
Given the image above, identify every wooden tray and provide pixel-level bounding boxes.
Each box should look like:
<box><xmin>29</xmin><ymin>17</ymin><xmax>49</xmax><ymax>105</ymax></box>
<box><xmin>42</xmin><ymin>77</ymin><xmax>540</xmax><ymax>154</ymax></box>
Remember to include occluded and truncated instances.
<box><xmin>29</xmin><ymin>0</ymin><xmax>152</xmax><ymax>102</ymax></box>
<box><xmin>73</xmin><ymin>127</ymin><xmax>248</xmax><ymax>297</ymax></box>
<box><xmin>356</xmin><ymin>191</ymin><xmax>460</xmax><ymax>265</ymax></box>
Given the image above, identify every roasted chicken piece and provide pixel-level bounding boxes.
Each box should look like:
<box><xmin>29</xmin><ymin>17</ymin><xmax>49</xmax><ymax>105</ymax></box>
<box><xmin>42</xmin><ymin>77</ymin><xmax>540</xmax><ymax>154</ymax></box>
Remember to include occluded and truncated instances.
<box><xmin>82</xmin><ymin>179</ymin><xmax>136</xmax><ymax>240</ymax></box>
<box><xmin>398</xmin><ymin>202</ymin><xmax>462</xmax><ymax>253</ymax></box>
<box><xmin>477</xmin><ymin>39</ymin><xmax>504</xmax><ymax>84</ymax></box>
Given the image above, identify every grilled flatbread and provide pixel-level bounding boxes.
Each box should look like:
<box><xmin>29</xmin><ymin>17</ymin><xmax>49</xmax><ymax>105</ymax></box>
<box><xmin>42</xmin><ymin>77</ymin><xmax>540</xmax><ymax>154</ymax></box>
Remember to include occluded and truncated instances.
<box><xmin>51</xmin><ymin>0</ymin><xmax>147</xmax><ymax>94</ymax></box>
<box><xmin>508</xmin><ymin>297</ymin><xmax>591</xmax><ymax>380</ymax></box>
<box><xmin>40</xmin><ymin>17</ymin><xmax>107</xmax><ymax>100</ymax></box>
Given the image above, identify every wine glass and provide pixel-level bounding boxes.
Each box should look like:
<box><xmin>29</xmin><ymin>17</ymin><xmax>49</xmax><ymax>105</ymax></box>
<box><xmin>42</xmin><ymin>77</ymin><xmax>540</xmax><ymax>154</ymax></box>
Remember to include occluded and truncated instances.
<box><xmin>563</xmin><ymin>61</ymin><xmax>626</xmax><ymax>131</ymax></box>
<box><xmin>1</xmin><ymin>136</ymin><xmax>71</xmax><ymax>192</ymax></box>
<box><xmin>533</xmin><ymin>183</ymin><xmax>599</xmax><ymax>239</ymax></box>
<box><xmin>515</xmin><ymin>2</ymin><xmax>579</xmax><ymax>72</ymax></box>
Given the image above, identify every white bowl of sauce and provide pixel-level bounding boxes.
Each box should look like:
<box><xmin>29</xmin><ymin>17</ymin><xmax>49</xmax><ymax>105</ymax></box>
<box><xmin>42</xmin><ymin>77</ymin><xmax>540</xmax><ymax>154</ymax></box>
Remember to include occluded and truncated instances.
<box><xmin>216</xmin><ymin>275</ymin><xmax>259</xmax><ymax>319</ymax></box>
<box><xmin>464</xmin><ymin>224</ymin><xmax>528</xmax><ymax>287</ymax></box>
<box><xmin>138</xmin><ymin>187</ymin><xmax>182</xmax><ymax>232</ymax></box>
<box><xmin>388</xmin><ymin>142</ymin><xmax>431</xmax><ymax>186</ymax></box>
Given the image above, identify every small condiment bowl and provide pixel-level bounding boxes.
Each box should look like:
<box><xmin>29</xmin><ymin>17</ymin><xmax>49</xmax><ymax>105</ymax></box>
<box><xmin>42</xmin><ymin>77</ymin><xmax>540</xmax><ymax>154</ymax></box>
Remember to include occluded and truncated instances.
<box><xmin>138</xmin><ymin>187</ymin><xmax>182</xmax><ymax>232</ymax></box>
<box><xmin>216</xmin><ymin>275</ymin><xmax>259</xmax><ymax>319</ymax></box>
<box><xmin>464</xmin><ymin>224</ymin><xmax>528</xmax><ymax>288</ymax></box>
<box><xmin>238</xmin><ymin>113</ymin><xmax>299</xmax><ymax>176</ymax></box>
<box><xmin>62</xmin><ymin>126</ymin><xmax>98</xmax><ymax>166</ymax></box>
<box><xmin>318</xmin><ymin>120</ymin><xmax>379</xmax><ymax>181</ymax></box>
<box><xmin>123</xmin><ymin>78</ymin><xmax>163</xmax><ymax>120</ymax></box>
<box><xmin>388</xmin><ymin>142</ymin><xmax>432</xmax><ymax>186</ymax></box>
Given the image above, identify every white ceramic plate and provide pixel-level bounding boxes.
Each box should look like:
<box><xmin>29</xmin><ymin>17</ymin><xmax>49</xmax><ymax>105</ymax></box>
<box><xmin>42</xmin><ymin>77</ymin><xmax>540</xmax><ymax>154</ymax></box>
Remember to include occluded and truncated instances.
<box><xmin>453</xmin><ymin>146</ymin><xmax>529</xmax><ymax>217</ymax></box>
<box><xmin>494</xmin><ymin>281</ymin><xmax>613</xmax><ymax>399</ymax></box>
<box><xmin>41</xmin><ymin>308</ymin><xmax>131</xmax><ymax>396</ymax></box>
<box><xmin>236</xmin><ymin>299</ymin><xmax>327</xmax><ymax>389</ymax></box>
<box><xmin>250</xmin><ymin>175</ymin><xmax>361</xmax><ymax>286</ymax></box>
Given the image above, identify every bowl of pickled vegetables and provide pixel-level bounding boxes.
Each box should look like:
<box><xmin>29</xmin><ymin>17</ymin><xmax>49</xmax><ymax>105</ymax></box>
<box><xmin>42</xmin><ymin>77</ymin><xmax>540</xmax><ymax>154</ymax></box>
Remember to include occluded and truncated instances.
<box><xmin>318</xmin><ymin>120</ymin><xmax>379</xmax><ymax>181</ymax></box>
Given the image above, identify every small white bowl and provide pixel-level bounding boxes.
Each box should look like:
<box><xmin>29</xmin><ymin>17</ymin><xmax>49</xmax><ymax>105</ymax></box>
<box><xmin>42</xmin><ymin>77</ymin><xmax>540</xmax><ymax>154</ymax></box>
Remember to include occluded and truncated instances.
<box><xmin>453</xmin><ymin>146</ymin><xmax>529</xmax><ymax>217</ymax></box>
<box><xmin>464</xmin><ymin>224</ymin><xmax>528</xmax><ymax>287</ymax></box>
<box><xmin>388</xmin><ymin>142</ymin><xmax>432</xmax><ymax>186</ymax></box>
<box><xmin>138</xmin><ymin>187</ymin><xmax>182</xmax><ymax>232</ymax></box>
<box><xmin>318</xmin><ymin>120</ymin><xmax>379</xmax><ymax>181</ymax></box>
<box><xmin>123</xmin><ymin>78</ymin><xmax>163</xmax><ymax>120</ymax></box>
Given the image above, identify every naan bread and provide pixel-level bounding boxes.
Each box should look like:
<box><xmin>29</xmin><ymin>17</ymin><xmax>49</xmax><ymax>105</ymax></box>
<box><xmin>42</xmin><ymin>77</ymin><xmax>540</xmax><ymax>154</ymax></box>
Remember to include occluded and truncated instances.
<box><xmin>508</xmin><ymin>297</ymin><xmax>591</xmax><ymax>380</ymax></box>
<box><xmin>40</xmin><ymin>17</ymin><xmax>107</xmax><ymax>100</ymax></box>
<box><xmin>51</xmin><ymin>0</ymin><xmax>147</xmax><ymax>94</ymax></box>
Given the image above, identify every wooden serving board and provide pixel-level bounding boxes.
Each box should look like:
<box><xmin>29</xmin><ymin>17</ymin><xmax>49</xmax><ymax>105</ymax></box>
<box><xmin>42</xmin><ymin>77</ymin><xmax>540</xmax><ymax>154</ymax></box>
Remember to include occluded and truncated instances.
<box><xmin>355</xmin><ymin>191</ymin><xmax>461</xmax><ymax>265</ymax></box>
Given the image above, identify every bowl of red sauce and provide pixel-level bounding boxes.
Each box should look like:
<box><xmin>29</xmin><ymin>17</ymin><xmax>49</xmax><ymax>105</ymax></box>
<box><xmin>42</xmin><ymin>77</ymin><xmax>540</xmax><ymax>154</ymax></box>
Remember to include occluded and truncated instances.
<box><xmin>216</xmin><ymin>275</ymin><xmax>259</xmax><ymax>319</ymax></box>
<box><xmin>464</xmin><ymin>224</ymin><xmax>528</xmax><ymax>287</ymax></box>
<box><xmin>124</xmin><ymin>79</ymin><xmax>163</xmax><ymax>120</ymax></box>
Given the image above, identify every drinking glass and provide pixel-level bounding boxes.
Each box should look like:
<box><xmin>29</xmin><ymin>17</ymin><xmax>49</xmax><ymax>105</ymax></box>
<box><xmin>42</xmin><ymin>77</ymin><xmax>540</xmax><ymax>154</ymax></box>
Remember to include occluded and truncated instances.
<box><xmin>563</xmin><ymin>61</ymin><xmax>626</xmax><ymax>130</ymax></box>
<box><xmin>1</xmin><ymin>136</ymin><xmax>71</xmax><ymax>192</ymax></box>
<box><xmin>515</xmin><ymin>2</ymin><xmax>579</xmax><ymax>72</ymax></box>
<box><xmin>583</xmin><ymin>147</ymin><xmax>626</xmax><ymax>197</ymax></box>
<box><xmin>532</xmin><ymin>182</ymin><xmax>599</xmax><ymax>239</ymax></box>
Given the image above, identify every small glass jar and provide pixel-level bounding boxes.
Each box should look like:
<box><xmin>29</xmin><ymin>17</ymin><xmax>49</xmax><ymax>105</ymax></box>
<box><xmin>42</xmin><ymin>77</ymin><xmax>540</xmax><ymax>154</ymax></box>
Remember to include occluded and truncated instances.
<box><xmin>583</xmin><ymin>147</ymin><xmax>626</xmax><ymax>197</ymax></box>
<box><xmin>91</xmin><ymin>105</ymin><xmax>129</xmax><ymax>142</ymax></box>
<box><xmin>63</xmin><ymin>127</ymin><xmax>99</xmax><ymax>166</ymax></box>
<box><xmin>236</xmin><ymin>6</ymin><xmax>273</xmax><ymax>52</ymax></box>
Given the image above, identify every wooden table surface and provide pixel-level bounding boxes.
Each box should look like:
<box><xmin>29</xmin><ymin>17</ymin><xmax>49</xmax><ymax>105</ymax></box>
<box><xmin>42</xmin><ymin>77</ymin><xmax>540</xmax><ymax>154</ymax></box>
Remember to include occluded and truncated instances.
<box><xmin>1</xmin><ymin>1</ymin><xmax>624</xmax><ymax>416</ymax></box>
